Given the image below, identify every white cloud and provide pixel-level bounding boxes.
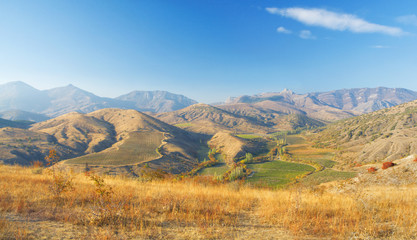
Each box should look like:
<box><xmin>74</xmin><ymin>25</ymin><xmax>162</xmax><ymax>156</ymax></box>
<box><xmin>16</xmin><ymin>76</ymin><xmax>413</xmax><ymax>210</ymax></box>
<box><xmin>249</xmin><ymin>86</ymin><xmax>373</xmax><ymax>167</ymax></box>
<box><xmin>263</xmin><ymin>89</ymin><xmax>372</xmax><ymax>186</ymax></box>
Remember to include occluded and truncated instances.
<box><xmin>266</xmin><ymin>7</ymin><xmax>405</xmax><ymax>36</ymax></box>
<box><xmin>277</xmin><ymin>26</ymin><xmax>292</xmax><ymax>34</ymax></box>
<box><xmin>396</xmin><ymin>14</ymin><xmax>417</xmax><ymax>26</ymax></box>
<box><xmin>371</xmin><ymin>45</ymin><xmax>390</xmax><ymax>49</ymax></box>
<box><xmin>299</xmin><ymin>30</ymin><xmax>316</xmax><ymax>39</ymax></box>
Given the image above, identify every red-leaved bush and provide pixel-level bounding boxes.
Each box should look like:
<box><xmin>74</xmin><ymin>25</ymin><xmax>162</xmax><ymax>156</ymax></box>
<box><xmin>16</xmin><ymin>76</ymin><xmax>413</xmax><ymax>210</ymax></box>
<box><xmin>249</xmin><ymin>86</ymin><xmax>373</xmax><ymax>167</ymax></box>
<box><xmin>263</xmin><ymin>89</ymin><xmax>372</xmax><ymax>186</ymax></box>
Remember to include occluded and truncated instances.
<box><xmin>367</xmin><ymin>167</ymin><xmax>377</xmax><ymax>173</ymax></box>
<box><xmin>382</xmin><ymin>161</ymin><xmax>395</xmax><ymax>170</ymax></box>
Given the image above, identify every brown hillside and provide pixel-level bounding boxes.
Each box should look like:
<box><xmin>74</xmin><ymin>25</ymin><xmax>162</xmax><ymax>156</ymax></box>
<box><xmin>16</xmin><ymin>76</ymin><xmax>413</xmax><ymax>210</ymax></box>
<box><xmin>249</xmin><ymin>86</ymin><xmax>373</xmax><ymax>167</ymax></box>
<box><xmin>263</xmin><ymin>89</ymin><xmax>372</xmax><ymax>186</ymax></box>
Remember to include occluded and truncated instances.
<box><xmin>2</xmin><ymin>109</ymin><xmax>202</xmax><ymax>173</ymax></box>
<box><xmin>219</xmin><ymin>102</ymin><xmax>325</xmax><ymax>130</ymax></box>
<box><xmin>312</xmin><ymin>100</ymin><xmax>417</xmax><ymax>165</ymax></box>
<box><xmin>337</xmin><ymin>155</ymin><xmax>417</xmax><ymax>191</ymax></box>
<box><xmin>0</xmin><ymin>127</ymin><xmax>73</xmax><ymax>165</ymax></box>
<box><xmin>208</xmin><ymin>132</ymin><xmax>258</xmax><ymax>164</ymax></box>
<box><xmin>87</xmin><ymin>108</ymin><xmax>177</xmax><ymax>138</ymax></box>
<box><xmin>156</xmin><ymin>103</ymin><xmax>271</xmax><ymax>135</ymax></box>
<box><xmin>30</xmin><ymin>112</ymin><xmax>115</xmax><ymax>154</ymax></box>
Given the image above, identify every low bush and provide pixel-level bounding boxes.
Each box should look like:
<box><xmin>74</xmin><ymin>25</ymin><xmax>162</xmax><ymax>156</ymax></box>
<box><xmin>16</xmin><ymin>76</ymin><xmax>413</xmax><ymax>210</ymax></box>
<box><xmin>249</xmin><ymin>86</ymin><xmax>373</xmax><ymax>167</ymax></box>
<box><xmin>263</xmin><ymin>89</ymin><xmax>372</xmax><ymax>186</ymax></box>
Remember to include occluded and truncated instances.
<box><xmin>367</xmin><ymin>167</ymin><xmax>377</xmax><ymax>173</ymax></box>
<box><xmin>381</xmin><ymin>162</ymin><xmax>395</xmax><ymax>170</ymax></box>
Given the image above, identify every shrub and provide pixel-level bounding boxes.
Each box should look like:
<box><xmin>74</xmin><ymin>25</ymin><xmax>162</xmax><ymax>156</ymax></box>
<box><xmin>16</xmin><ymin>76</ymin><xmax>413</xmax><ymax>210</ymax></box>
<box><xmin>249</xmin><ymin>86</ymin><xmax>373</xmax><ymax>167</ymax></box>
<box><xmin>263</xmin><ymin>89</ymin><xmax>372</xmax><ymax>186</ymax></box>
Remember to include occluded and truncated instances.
<box><xmin>228</xmin><ymin>166</ymin><xmax>245</xmax><ymax>181</ymax></box>
<box><xmin>367</xmin><ymin>167</ymin><xmax>377</xmax><ymax>173</ymax></box>
<box><xmin>87</xmin><ymin>173</ymin><xmax>127</xmax><ymax>226</ymax></box>
<box><xmin>414</xmin><ymin>157</ymin><xmax>417</xmax><ymax>162</ymax></box>
<box><xmin>45</xmin><ymin>149</ymin><xmax>74</xmax><ymax>200</ymax></box>
<box><xmin>381</xmin><ymin>162</ymin><xmax>395</xmax><ymax>170</ymax></box>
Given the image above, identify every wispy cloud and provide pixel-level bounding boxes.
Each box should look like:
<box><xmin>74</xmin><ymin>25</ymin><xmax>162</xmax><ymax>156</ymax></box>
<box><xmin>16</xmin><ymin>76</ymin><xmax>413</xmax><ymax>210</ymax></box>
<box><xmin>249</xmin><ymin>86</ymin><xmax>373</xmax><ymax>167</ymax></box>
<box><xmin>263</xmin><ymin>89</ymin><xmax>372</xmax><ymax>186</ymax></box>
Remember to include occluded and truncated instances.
<box><xmin>276</xmin><ymin>26</ymin><xmax>291</xmax><ymax>34</ymax></box>
<box><xmin>396</xmin><ymin>14</ymin><xmax>417</xmax><ymax>26</ymax></box>
<box><xmin>266</xmin><ymin>7</ymin><xmax>405</xmax><ymax>36</ymax></box>
<box><xmin>299</xmin><ymin>30</ymin><xmax>316</xmax><ymax>39</ymax></box>
<box><xmin>371</xmin><ymin>45</ymin><xmax>390</xmax><ymax>49</ymax></box>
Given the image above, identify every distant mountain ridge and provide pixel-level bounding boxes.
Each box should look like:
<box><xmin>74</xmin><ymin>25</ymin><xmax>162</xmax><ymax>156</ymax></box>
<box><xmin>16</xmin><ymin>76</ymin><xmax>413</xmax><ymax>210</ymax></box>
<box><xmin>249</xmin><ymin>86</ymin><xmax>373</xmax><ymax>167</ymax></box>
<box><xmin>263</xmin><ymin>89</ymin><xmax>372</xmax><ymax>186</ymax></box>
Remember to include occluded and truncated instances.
<box><xmin>0</xmin><ymin>81</ymin><xmax>197</xmax><ymax>118</ymax></box>
<box><xmin>309</xmin><ymin>87</ymin><xmax>417</xmax><ymax>113</ymax></box>
<box><xmin>221</xmin><ymin>87</ymin><xmax>417</xmax><ymax>122</ymax></box>
<box><xmin>117</xmin><ymin>90</ymin><xmax>197</xmax><ymax>113</ymax></box>
<box><xmin>1</xmin><ymin>81</ymin><xmax>417</xmax><ymax>125</ymax></box>
<box><xmin>0</xmin><ymin>110</ymin><xmax>50</xmax><ymax>122</ymax></box>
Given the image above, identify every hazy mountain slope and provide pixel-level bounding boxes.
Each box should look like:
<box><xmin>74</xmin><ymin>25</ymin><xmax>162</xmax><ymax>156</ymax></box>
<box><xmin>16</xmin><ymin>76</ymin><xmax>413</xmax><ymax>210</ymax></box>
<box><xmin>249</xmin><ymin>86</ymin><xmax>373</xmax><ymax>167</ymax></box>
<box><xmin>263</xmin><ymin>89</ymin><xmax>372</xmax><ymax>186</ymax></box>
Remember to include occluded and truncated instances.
<box><xmin>43</xmin><ymin>85</ymin><xmax>133</xmax><ymax>117</ymax></box>
<box><xmin>156</xmin><ymin>103</ymin><xmax>271</xmax><ymax>135</ymax></box>
<box><xmin>0</xmin><ymin>81</ymin><xmax>50</xmax><ymax>113</ymax></box>
<box><xmin>223</xmin><ymin>89</ymin><xmax>356</xmax><ymax>122</ymax></box>
<box><xmin>310</xmin><ymin>87</ymin><xmax>417</xmax><ymax>113</ymax></box>
<box><xmin>0</xmin><ymin>81</ymin><xmax>197</xmax><ymax>117</ymax></box>
<box><xmin>312</xmin><ymin>99</ymin><xmax>417</xmax><ymax>165</ymax></box>
<box><xmin>0</xmin><ymin>118</ymin><xmax>34</xmax><ymax>129</ymax></box>
<box><xmin>0</xmin><ymin>110</ymin><xmax>50</xmax><ymax>122</ymax></box>
<box><xmin>117</xmin><ymin>90</ymin><xmax>197</xmax><ymax>113</ymax></box>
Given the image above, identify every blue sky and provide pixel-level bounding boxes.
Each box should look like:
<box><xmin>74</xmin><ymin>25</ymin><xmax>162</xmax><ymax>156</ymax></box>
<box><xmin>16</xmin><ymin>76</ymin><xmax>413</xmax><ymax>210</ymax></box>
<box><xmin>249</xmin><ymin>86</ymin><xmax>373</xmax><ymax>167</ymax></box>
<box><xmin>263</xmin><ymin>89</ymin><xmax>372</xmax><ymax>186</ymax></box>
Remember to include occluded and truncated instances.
<box><xmin>1</xmin><ymin>0</ymin><xmax>417</xmax><ymax>103</ymax></box>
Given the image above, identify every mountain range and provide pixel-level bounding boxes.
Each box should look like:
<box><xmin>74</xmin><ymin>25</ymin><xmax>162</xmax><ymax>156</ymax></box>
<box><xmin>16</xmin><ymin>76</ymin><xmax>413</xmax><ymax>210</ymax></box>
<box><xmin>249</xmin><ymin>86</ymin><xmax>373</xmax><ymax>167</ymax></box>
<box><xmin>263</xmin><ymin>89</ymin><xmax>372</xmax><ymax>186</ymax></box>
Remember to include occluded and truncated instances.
<box><xmin>0</xmin><ymin>81</ymin><xmax>197</xmax><ymax>118</ymax></box>
<box><xmin>221</xmin><ymin>87</ymin><xmax>417</xmax><ymax>122</ymax></box>
<box><xmin>2</xmin><ymin>82</ymin><xmax>417</xmax><ymax>126</ymax></box>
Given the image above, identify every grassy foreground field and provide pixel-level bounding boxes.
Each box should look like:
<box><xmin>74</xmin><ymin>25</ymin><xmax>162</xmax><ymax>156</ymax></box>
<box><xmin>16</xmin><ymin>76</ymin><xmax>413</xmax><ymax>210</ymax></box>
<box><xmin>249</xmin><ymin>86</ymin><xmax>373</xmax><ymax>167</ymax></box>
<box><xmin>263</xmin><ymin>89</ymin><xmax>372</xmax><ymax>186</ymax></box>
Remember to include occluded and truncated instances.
<box><xmin>1</xmin><ymin>164</ymin><xmax>417</xmax><ymax>239</ymax></box>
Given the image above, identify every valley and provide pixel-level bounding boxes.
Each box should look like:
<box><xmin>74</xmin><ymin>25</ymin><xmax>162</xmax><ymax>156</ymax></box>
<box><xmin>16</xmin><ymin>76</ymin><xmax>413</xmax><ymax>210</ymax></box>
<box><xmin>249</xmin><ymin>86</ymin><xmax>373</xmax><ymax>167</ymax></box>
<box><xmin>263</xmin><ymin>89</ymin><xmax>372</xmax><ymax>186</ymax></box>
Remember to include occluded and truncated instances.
<box><xmin>2</xmin><ymin>84</ymin><xmax>417</xmax><ymax>185</ymax></box>
<box><xmin>2</xmin><ymin>82</ymin><xmax>417</xmax><ymax>239</ymax></box>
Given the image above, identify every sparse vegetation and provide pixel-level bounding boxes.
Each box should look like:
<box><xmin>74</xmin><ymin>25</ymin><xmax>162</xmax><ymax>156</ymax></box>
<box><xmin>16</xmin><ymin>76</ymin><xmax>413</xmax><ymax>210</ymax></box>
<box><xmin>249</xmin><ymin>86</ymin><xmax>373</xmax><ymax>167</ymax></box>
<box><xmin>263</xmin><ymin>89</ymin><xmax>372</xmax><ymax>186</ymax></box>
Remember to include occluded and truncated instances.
<box><xmin>45</xmin><ymin>149</ymin><xmax>74</xmax><ymax>201</ymax></box>
<box><xmin>1</xmin><ymin>164</ymin><xmax>417</xmax><ymax>239</ymax></box>
<box><xmin>382</xmin><ymin>161</ymin><xmax>395</xmax><ymax>169</ymax></box>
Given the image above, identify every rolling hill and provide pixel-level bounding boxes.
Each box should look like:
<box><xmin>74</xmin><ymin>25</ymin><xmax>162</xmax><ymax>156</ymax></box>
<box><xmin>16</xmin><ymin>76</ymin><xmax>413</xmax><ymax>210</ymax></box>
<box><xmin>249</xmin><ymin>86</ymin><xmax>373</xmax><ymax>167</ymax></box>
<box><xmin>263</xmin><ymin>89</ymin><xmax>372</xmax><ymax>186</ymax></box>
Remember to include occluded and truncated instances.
<box><xmin>208</xmin><ymin>132</ymin><xmax>264</xmax><ymax>164</ymax></box>
<box><xmin>218</xmin><ymin>102</ymin><xmax>325</xmax><ymax>130</ymax></box>
<box><xmin>155</xmin><ymin>103</ymin><xmax>272</xmax><ymax>135</ymax></box>
<box><xmin>0</xmin><ymin>127</ymin><xmax>73</xmax><ymax>165</ymax></box>
<box><xmin>0</xmin><ymin>108</ymin><xmax>203</xmax><ymax>173</ymax></box>
<box><xmin>312</xmin><ymin>99</ymin><xmax>417</xmax><ymax>165</ymax></box>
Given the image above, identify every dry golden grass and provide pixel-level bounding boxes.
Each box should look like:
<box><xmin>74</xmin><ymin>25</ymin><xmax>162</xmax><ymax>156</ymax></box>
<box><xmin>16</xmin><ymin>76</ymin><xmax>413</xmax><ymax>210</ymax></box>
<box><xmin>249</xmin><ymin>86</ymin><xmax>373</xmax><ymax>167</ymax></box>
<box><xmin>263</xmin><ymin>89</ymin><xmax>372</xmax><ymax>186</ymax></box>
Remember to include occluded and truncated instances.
<box><xmin>1</xmin><ymin>164</ymin><xmax>417</xmax><ymax>239</ymax></box>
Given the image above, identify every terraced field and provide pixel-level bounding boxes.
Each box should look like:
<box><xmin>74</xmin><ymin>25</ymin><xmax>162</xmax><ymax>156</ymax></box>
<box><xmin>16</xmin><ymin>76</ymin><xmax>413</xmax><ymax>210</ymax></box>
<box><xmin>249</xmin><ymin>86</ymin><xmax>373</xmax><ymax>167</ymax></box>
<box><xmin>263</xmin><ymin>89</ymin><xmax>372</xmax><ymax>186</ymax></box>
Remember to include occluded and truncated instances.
<box><xmin>286</xmin><ymin>136</ymin><xmax>337</xmax><ymax>168</ymax></box>
<box><xmin>245</xmin><ymin>134</ymin><xmax>357</xmax><ymax>188</ymax></box>
<box><xmin>65</xmin><ymin>131</ymin><xmax>165</xmax><ymax>166</ymax></box>
<box><xmin>285</xmin><ymin>135</ymin><xmax>357</xmax><ymax>184</ymax></box>
<box><xmin>247</xmin><ymin>160</ymin><xmax>314</xmax><ymax>188</ymax></box>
